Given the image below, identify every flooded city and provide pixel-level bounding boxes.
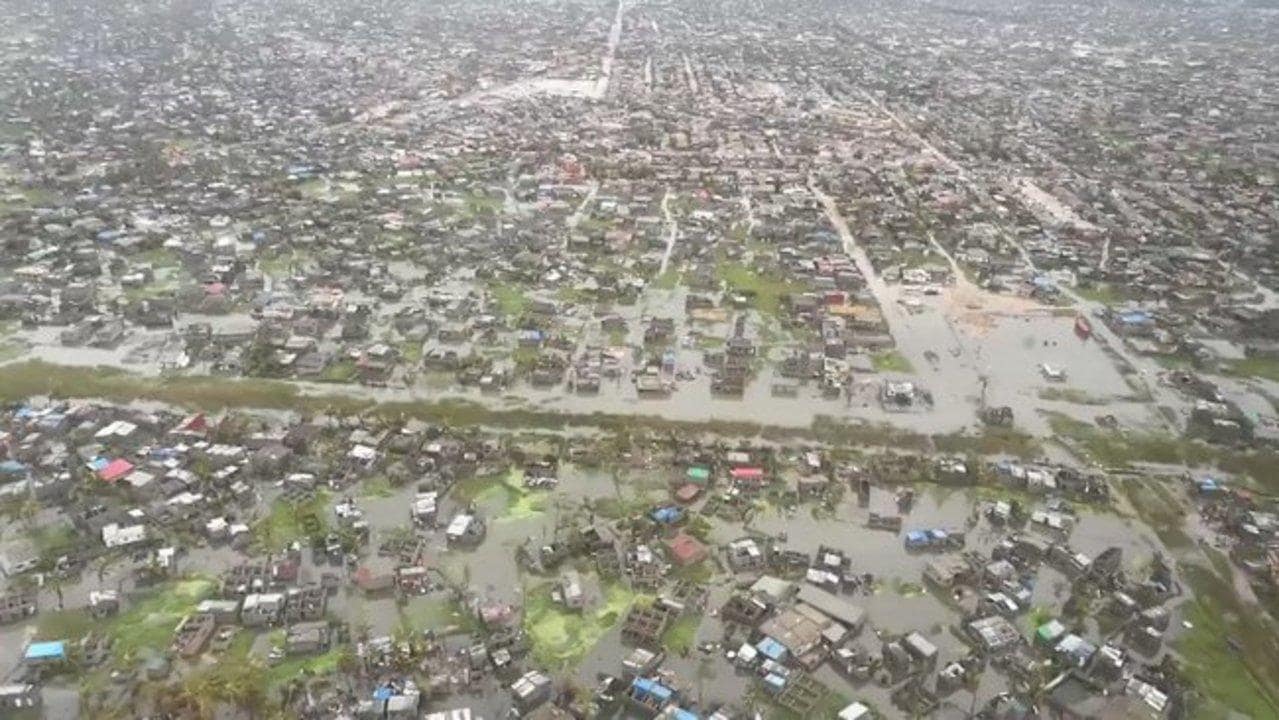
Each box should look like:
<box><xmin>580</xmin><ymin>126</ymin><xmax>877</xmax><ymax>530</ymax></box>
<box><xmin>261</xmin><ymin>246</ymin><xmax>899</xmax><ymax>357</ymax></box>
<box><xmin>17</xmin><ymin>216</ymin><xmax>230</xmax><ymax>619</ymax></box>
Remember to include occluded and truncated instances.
<box><xmin>2</xmin><ymin>0</ymin><xmax>1279</xmax><ymax>719</ymax></box>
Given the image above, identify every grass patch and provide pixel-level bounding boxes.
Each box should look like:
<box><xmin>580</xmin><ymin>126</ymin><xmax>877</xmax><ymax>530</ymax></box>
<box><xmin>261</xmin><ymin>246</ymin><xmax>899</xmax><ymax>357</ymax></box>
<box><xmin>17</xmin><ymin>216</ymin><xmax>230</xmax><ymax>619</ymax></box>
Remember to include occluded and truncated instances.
<box><xmin>1037</xmin><ymin>387</ymin><xmax>1109</xmax><ymax>405</ymax></box>
<box><xmin>1045</xmin><ymin>411</ymin><xmax>1279</xmax><ymax>489</ymax></box>
<box><xmin>1222</xmin><ymin>356</ymin><xmax>1279</xmax><ymax>383</ymax></box>
<box><xmin>264</xmin><ymin>646</ymin><xmax>349</xmax><ymax>690</ymax></box>
<box><xmin>110</xmin><ymin>578</ymin><xmax>216</xmax><ymax>661</ymax></box>
<box><xmin>489</xmin><ymin>283</ymin><xmax>529</xmax><ymax>318</ymax></box>
<box><xmin>1074</xmin><ymin>283</ymin><xmax>1136</xmax><ymax>306</ymax></box>
<box><xmin>452</xmin><ymin>468</ymin><xmax>545</xmax><ymax>520</ymax></box>
<box><xmin>650</xmin><ymin>270</ymin><xmax>682</xmax><ymax>290</ymax></box>
<box><xmin>871</xmin><ymin>350</ymin><xmax>914</xmax><ymax>373</ymax></box>
<box><xmin>399</xmin><ymin>340</ymin><xmax>423</xmax><ymax>365</ymax></box>
<box><xmin>37</xmin><ymin>609</ymin><xmax>97</xmax><ymax>641</ymax></box>
<box><xmin>1177</xmin><ymin>564</ymin><xmax>1279</xmax><ymax>718</ymax></box>
<box><xmin>662</xmin><ymin>613</ymin><xmax>702</xmax><ymax>655</ymax></box>
<box><xmin>1117</xmin><ymin>478</ymin><xmax>1192</xmax><ymax>549</ymax></box>
<box><xmin>317</xmin><ymin>359</ymin><xmax>357</xmax><ymax>383</ymax></box>
<box><xmin>360</xmin><ymin>476</ymin><xmax>395</xmax><ymax>498</ymax></box>
<box><xmin>716</xmin><ymin>262</ymin><xmax>801</xmax><ymax>317</ymax></box>
<box><xmin>400</xmin><ymin>596</ymin><xmax>478</xmax><ymax>635</ymax></box>
<box><xmin>253</xmin><ymin>491</ymin><xmax>330</xmax><ymax>550</ymax></box>
<box><xmin>931</xmin><ymin>425</ymin><xmax>1042</xmax><ymax>459</ymax></box>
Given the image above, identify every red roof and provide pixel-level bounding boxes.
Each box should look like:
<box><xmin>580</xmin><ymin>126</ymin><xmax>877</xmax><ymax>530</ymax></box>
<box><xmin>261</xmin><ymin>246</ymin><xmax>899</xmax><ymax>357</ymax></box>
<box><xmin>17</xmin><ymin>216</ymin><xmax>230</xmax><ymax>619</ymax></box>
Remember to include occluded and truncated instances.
<box><xmin>174</xmin><ymin>413</ymin><xmax>209</xmax><ymax>435</ymax></box>
<box><xmin>667</xmin><ymin>532</ymin><xmax>709</xmax><ymax>566</ymax></box>
<box><xmin>98</xmin><ymin>458</ymin><xmax>135</xmax><ymax>483</ymax></box>
<box><xmin>730</xmin><ymin>467</ymin><xmax>765</xmax><ymax>481</ymax></box>
<box><xmin>674</xmin><ymin>483</ymin><xmax>702</xmax><ymax>503</ymax></box>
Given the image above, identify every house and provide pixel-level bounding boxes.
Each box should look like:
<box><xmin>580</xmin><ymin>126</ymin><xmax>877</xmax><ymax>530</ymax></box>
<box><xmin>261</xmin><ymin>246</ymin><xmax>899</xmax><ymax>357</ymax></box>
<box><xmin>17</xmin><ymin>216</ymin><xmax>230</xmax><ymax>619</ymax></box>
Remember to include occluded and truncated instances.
<box><xmin>411</xmin><ymin>492</ymin><xmax>439</xmax><ymax>526</ymax></box>
<box><xmin>967</xmin><ymin>615</ymin><xmax>1022</xmax><ymax>653</ymax></box>
<box><xmin>924</xmin><ymin>556</ymin><xmax>971</xmax><ymax>588</ymax></box>
<box><xmin>445</xmin><ymin>513</ymin><xmax>486</xmax><ymax>546</ymax></box>
<box><xmin>23</xmin><ymin>640</ymin><xmax>67</xmax><ymax>665</ymax></box>
<box><xmin>0</xmin><ymin>684</ymin><xmax>39</xmax><ymax>713</ymax></box>
<box><xmin>88</xmin><ymin>590</ymin><xmax>120</xmax><ymax>618</ymax></box>
<box><xmin>795</xmin><ymin>585</ymin><xmax>866</xmax><ymax>633</ymax></box>
<box><xmin>172</xmin><ymin>613</ymin><xmax>217</xmax><ymax>657</ymax></box>
<box><xmin>558</xmin><ymin>570</ymin><xmax>585</xmax><ymax>610</ymax></box>
<box><xmin>758</xmin><ymin>605</ymin><xmax>830</xmax><ymax>664</ymax></box>
<box><xmin>240</xmin><ymin>592</ymin><xmax>285</xmax><ymax>627</ymax></box>
<box><xmin>511</xmin><ymin>670</ymin><xmax>553</xmax><ymax>712</ymax></box>
<box><xmin>726</xmin><ymin>537</ymin><xmax>765</xmax><ymax>571</ymax></box>
<box><xmin>1046</xmin><ymin>672</ymin><xmax>1168</xmax><ymax>720</ymax></box>
<box><xmin>0</xmin><ymin>591</ymin><xmax>37</xmax><ymax>624</ymax></box>
<box><xmin>102</xmin><ymin>522</ymin><xmax>148</xmax><ymax>549</ymax></box>
<box><xmin>286</xmin><ymin>621</ymin><xmax>331</xmax><ymax>655</ymax></box>
<box><xmin>622</xmin><ymin>602</ymin><xmax>674</xmax><ymax>647</ymax></box>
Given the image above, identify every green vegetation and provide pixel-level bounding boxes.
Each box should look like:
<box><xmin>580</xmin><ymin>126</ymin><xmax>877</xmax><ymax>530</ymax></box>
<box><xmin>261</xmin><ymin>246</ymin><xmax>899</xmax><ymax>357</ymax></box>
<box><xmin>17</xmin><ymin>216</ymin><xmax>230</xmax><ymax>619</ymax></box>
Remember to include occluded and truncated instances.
<box><xmin>1045</xmin><ymin>411</ymin><xmax>1279</xmax><ymax>489</ymax></box>
<box><xmin>253</xmin><ymin>491</ymin><xmax>330</xmax><ymax>550</ymax></box>
<box><xmin>1037</xmin><ymin>387</ymin><xmax>1109</xmax><ymax>405</ymax></box>
<box><xmin>111</xmin><ymin>578</ymin><xmax>216</xmax><ymax>660</ymax></box>
<box><xmin>399</xmin><ymin>596</ymin><xmax>477</xmax><ymax>635</ymax></box>
<box><xmin>462</xmin><ymin>191</ymin><xmax>503</xmax><ymax>219</ymax></box>
<box><xmin>1116</xmin><ymin>478</ymin><xmax>1192</xmax><ymax>548</ymax></box>
<box><xmin>136</xmin><ymin>247</ymin><xmax>182</xmax><ymax>269</ymax></box>
<box><xmin>360</xmin><ymin>476</ymin><xmax>395</xmax><ymax>498</ymax></box>
<box><xmin>1177</xmin><ymin>564</ymin><xmax>1279</xmax><ymax>718</ymax></box>
<box><xmin>32</xmin><ymin>580</ymin><xmax>215</xmax><ymax>662</ymax></box>
<box><xmin>1074</xmin><ymin>282</ymin><xmax>1136</xmax><ymax>306</ymax></box>
<box><xmin>451</xmin><ymin>468</ymin><xmax>545</xmax><ymax>520</ymax></box>
<box><xmin>716</xmin><ymin>261</ymin><xmax>801</xmax><ymax>317</ymax></box>
<box><xmin>0</xmin><ymin>360</ymin><xmax>1058</xmax><ymax>462</ymax></box>
<box><xmin>650</xmin><ymin>269</ymin><xmax>682</xmax><ymax>290</ymax></box>
<box><xmin>524</xmin><ymin>581</ymin><xmax>643</xmax><ymax>669</ymax></box>
<box><xmin>871</xmin><ymin>350</ymin><xmax>914</xmax><ymax>373</ymax></box>
<box><xmin>1222</xmin><ymin>356</ymin><xmax>1279</xmax><ymax>383</ymax></box>
<box><xmin>259</xmin><ymin>248</ymin><xmax>310</xmax><ymax>277</ymax></box>
<box><xmin>489</xmin><ymin>283</ymin><xmax>529</xmax><ymax>318</ymax></box>
<box><xmin>930</xmin><ymin>425</ymin><xmax>1043</xmax><ymax>459</ymax></box>
<box><xmin>318</xmin><ymin>359</ymin><xmax>357</xmax><ymax>383</ymax></box>
<box><xmin>662</xmin><ymin>613</ymin><xmax>702</xmax><ymax>655</ymax></box>
<box><xmin>263</xmin><ymin>646</ymin><xmax>350</xmax><ymax>690</ymax></box>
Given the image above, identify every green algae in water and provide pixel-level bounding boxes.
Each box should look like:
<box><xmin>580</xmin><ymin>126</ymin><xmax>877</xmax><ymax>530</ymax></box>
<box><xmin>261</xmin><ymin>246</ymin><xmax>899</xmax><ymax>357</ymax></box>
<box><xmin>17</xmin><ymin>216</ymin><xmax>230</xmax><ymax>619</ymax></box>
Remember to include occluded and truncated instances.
<box><xmin>525</xmin><ymin>581</ymin><xmax>644</xmax><ymax>669</ymax></box>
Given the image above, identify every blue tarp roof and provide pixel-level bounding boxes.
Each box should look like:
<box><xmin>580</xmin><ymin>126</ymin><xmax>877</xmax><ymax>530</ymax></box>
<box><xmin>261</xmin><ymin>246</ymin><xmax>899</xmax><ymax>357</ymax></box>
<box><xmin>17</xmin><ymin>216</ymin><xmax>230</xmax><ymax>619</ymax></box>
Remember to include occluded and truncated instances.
<box><xmin>763</xmin><ymin>673</ymin><xmax>787</xmax><ymax>691</ymax></box>
<box><xmin>651</xmin><ymin>506</ymin><xmax>683</xmax><ymax>524</ymax></box>
<box><xmin>632</xmin><ymin>677</ymin><xmax>674</xmax><ymax>702</ymax></box>
<box><xmin>670</xmin><ymin>709</ymin><xmax>700</xmax><ymax>720</ymax></box>
<box><xmin>25</xmin><ymin>641</ymin><xmax>66</xmax><ymax>660</ymax></box>
<box><xmin>1118</xmin><ymin>310</ymin><xmax>1153</xmax><ymax>324</ymax></box>
<box><xmin>905</xmin><ymin>530</ymin><xmax>929</xmax><ymax>544</ymax></box>
<box><xmin>373</xmin><ymin>686</ymin><xmax>395</xmax><ymax>701</ymax></box>
<box><xmin>0</xmin><ymin>460</ymin><xmax>27</xmax><ymax>474</ymax></box>
<box><xmin>756</xmin><ymin>636</ymin><xmax>788</xmax><ymax>661</ymax></box>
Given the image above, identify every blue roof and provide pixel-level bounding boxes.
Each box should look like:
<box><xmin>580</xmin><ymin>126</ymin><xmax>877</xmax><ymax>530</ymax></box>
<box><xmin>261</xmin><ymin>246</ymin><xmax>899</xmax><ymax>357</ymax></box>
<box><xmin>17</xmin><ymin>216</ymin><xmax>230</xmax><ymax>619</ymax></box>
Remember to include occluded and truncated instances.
<box><xmin>373</xmin><ymin>685</ymin><xmax>395</xmax><ymax>701</ymax></box>
<box><xmin>905</xmin><ymin>530</ymin><xmax>929</xmax><ymax>543</ymax></box>
<box><xmin>651</xmin><ymin>506</ymin><xmax>683</xmax><ymax>524</ymax></box>
<box><xmin>632</xmin><ymin>677</ymin><xmax>674</xmax><ymax>702</ymax></box>
<box><xmin>756</xmin><ymin>636</ymin><xmax>788</xmax><ymax>661</ymax></box>
<box><xmin>0</xmin><ymin>460</ymin><xmax>27</xmax><ymax>474</ymax></box>
<box><xmin>670</xmin><ymin>709</ymin><xmax>700</xmax><ymax>720</ymax></box>
<box><xmin>763</xmin><ymin>673</ymin><xmax>787</xmax><ymax>691</ymax></box>
<box><xmin>25</xmin><ymin>641</ymin><xmax>66</xmax><ymax>660</ymax></box>
<box><xmin>1118</xmin><ymin>310</ymin><xmax>1153</xmax><ymax>324</ymax></box>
